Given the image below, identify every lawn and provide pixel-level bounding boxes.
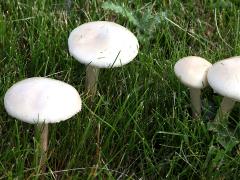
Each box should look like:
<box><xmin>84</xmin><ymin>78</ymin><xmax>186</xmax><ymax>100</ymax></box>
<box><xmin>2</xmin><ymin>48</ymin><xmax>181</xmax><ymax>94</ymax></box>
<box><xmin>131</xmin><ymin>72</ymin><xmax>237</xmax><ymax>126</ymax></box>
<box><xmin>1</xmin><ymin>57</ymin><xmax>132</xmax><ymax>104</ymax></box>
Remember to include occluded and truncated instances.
<box><xmin>1</xmin><ymin>0</ymin><xmax>240</xmax><ymax>179</ymax></box>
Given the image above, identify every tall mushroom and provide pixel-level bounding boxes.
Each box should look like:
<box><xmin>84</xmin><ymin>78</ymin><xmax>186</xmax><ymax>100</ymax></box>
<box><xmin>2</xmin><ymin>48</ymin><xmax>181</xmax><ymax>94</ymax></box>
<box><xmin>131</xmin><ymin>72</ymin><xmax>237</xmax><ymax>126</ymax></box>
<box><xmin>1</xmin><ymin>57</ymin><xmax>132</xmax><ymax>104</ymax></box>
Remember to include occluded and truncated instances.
<box><xmin>68</xmin><ymin>21</ymin><xmax>139</xmax><ymax>99</ymax></box>
<box><xmin>4</xmin><ymin>77</ymin><xmax>82</xmax><ymax>172</ymax></box>
<box><xmin>207</xmin><ymin>56</ymin><xmax>240</xmax><ymax>122</ymax></box>
<box><xmin>174</xmin><ymin>56</ymin><xmax>212</xmax><ymax>118</ymax></box>
<box><xmin>68</xmin><ymin>21</ymin><xmax>139</xmax><ymax>172</ymax></box>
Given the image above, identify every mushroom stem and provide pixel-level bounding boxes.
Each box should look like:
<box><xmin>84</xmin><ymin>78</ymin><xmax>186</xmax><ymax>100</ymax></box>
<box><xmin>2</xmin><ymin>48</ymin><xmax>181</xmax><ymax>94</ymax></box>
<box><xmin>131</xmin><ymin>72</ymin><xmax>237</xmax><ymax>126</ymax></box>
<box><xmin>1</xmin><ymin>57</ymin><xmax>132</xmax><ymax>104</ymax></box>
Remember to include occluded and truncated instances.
<box><xmin>85</xmin><ymin>65</ymin><xmax>99</xmax><ymax>101</ymax></box>
<box><xmin>85</xmin><ymin>65</ymin><xmax>101</xmax><ymax>175</ymax></box>
<box><xmin>66</xmin><ymin>0</ymin><xmax>72</xmax><ymax>14</ymax></box>
<box><xmin>189</xmin><ymin>88</ymin><xmax>201</xmax><ymax>118</ymax></box>
<box><xmin>214</xmin><ymin>97</ymin><xmax>235</xmax><ymax>122</ymax></box>
<box><xmin>37</xmin><ymin>123</ymin><xmax>48</xmax><ymax>173</ymax></box>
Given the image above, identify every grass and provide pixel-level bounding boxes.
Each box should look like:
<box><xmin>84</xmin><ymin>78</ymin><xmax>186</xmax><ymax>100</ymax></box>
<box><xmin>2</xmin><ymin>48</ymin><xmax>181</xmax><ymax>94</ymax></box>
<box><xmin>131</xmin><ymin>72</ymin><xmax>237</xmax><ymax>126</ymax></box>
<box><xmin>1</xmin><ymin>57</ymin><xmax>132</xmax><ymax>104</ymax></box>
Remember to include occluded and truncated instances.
<box><xmin>1</xmin><ymin>0</ymin><xmax>240</xmax><ymax>179</ymax></box>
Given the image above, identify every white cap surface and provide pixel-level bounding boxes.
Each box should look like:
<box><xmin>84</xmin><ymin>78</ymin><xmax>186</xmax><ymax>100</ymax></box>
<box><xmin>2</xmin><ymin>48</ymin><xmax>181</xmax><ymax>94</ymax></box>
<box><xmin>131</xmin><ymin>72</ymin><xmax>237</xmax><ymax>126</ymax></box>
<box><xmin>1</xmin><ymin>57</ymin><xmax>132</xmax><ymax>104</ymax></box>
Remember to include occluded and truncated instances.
<box><xmin>174</xmin><ymin>56</ymin><xmax>212</xmax><ymax>89</ymax></box>
<box><xmin>207</xmin><ymin>56</ymin><xmax>240</xmax><ymax>101</ymax></box>
<box><xmin>4</xmin><ymin>77</ymin><xmax>82</xmax><ymax>124</ymax></box>
<box><xmin>68</xmin><ymin>21</ymin><xmax>139</xmax><ymax>68</ymax></box>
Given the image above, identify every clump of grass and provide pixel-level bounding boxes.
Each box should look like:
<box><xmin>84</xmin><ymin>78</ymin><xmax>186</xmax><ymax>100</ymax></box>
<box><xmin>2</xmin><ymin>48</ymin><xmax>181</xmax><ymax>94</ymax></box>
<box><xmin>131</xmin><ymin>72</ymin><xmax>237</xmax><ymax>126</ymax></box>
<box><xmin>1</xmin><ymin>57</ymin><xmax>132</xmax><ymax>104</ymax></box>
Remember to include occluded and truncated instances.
<box><xmin>102</xmin><ymin>1</ymin><xmax>167</xmax><ymax>44</ymax></box>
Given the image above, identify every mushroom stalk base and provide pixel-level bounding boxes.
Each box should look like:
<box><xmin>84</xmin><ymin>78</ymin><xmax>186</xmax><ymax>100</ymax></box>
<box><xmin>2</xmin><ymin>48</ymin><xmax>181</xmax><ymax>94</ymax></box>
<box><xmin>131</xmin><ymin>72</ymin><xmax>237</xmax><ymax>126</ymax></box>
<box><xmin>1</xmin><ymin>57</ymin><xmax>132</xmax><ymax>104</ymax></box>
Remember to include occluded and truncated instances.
<box><xmin>37</xmin><ymin>123</ymin><xmax>48</xmax><ymax>173</ymax></box>
<box><xmin>190</xmin><ymin>88</ymin><xmax>201</xmax><ymax>118</ymax></box>
<box><xmin>90</xmin><ymin>122</ymin><xmax>101</xmax><ymax>177</ymax></box>
<box><xmin>214</xmin><ymin>97</ymin><xmax>235</xmax><ymax>122</ymax></box>
<box><xmin>85</xmin><ymin>65</ymin><xmax>99</xmax><ymax>101</ymax></box>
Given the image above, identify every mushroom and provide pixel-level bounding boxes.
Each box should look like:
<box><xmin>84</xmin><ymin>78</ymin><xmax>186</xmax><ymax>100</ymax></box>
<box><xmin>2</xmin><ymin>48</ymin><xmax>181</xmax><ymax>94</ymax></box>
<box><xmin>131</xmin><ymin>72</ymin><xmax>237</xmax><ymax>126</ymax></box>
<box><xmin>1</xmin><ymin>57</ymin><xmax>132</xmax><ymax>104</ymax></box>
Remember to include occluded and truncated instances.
<box><xmin>174</xmin><ymin>56</ymin><xmax>212</xmax><ymax>118</ymax></box>
<box><xmin>68</xmin><ymin>21</ymin><xmax>139</xmax><ymax>99</ymax></box>
<box><xmin>4</xmin><ymin>77</ymin><xmax>82</xmax><ymax>172</ymax></box>
<box><xmin>207</xmin><ymin>56</ymin><xmax>240</xmax><ymax>122</ymax></box>
<box><xmin>68</xmin><ymin>21</ymin><xmax>139</xmax><ymax>171</ymax></box>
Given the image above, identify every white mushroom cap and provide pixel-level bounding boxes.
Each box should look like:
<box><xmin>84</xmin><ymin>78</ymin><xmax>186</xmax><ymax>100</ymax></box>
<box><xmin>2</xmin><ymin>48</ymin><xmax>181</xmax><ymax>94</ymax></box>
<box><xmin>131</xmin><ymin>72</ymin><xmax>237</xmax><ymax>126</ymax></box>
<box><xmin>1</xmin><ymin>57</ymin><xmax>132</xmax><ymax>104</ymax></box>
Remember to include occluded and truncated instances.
<box><xmin>207</xmin><ymin>56</ymin><xmax>240</xmax><ymax>101</ymax></box>
<box><xmin>174</xmin><ymin>56</ymin><xmax>212</xmax><ymax>89</ymax></box>
<box><xmin>68</xmin><ymin>21</ymin><xmax>139</xmax><ymax>68</ymax></box>
<box><xmin>4</xmin><ymin>77</ymin><xmax>82</xmax><ymax>124</ymax></box>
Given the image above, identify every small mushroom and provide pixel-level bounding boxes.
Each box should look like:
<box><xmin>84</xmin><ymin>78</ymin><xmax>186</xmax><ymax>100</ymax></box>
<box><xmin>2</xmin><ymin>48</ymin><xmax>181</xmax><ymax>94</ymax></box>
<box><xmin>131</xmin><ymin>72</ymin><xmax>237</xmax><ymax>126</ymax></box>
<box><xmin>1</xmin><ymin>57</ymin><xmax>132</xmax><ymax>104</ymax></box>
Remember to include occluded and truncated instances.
<box><xmin>174</xmin><ymin>56</ymin><xmax>212</xmax><ymax>118</ymax></box>
<box><xmin>68</xmin><ymin>21</ymin><xmax>139</xmax><ymax>99</ymax></box>
<box><xmin>207</xmin><ymin>56</ymin><xmax>240</xmax><ymax>122</ymax></box>
<box><xmin>4</xmin><ymin>77</ymin><xmax>82</xmax><ymax>172</ymax></box>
